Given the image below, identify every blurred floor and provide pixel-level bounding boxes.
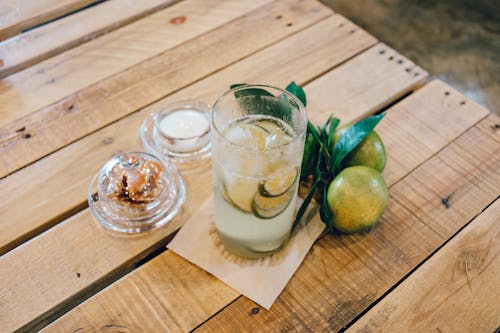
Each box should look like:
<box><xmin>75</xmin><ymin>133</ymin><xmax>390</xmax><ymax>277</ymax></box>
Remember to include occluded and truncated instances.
<box><xmin>322</xmin><ymin>0</ymin><xmax>499</xmax><ymax>115</ymax></box>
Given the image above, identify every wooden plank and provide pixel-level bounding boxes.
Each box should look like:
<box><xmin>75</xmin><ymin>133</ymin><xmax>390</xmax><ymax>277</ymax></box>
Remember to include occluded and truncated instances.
<box><xmin>191</xmin><ymin>113</ymin><xmax>500</xmax><ymax>333</ymax></box>
<box><xmin>0</xmin><ymin>13</ymin><xmax>376</xmax><ymax>255</ymax></box>
<box><xmin>195</xmin><ymin>113</ymin><xmax>500</xmax><ymax>333</ymax></box>
<box><xmin>306</xmin><ymin>43</ymin><xmax>427</xmax><ymax>124</ymax></box>
<box><xmin>0</xmin><ymin>0</ymin><xmax>178</xmax><ymax>78</ymax></box>
<box><xmin>378</xmin><ymin>80</ymin><xmax>491</xmax><ymax>186</ymax></box>
<box><xmin>0</xmin><ymin>13</ymin><xmax>379</xmax><ymax>332</ymax></box>
<box><xmin>347</xmin><ymin>199</ymin><xmax>500</xmax><ymax>333</ymax></box>
<box><xmin>43</xmin><ymin>251</ymin><xmax>241</xmax><ymax>333</ymax></box>
<box><xmin>0</xmin><ymin>0</ymin><xmax>272</xmax><ymax>129</ymax></box>
<box><xmin>0</xmin><ymin>0</ymin><xmax>324</xmax><ymax>179</ymax></box>
<box><xmin>0</xmin><ymin>0</ymin><xmax>96</xmax><ymax>41</ymax></box>
<box><xmin>173</xmin><ymin>42</ymin><xmax>427</xmax><ymax>124</ymax></box>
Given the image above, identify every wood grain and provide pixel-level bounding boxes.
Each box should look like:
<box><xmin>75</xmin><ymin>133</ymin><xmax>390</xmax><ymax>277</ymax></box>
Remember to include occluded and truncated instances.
<box><xmin>0</xmin><ymin>0</ymin><xmax>272</xmax><ymax>129</ymax></box>
<box><xmin>45</xmin><ymin>87</ymin><xmax>500</xmax><ymax>332</ymax></box>
<box><xmin>306</xmin><ymin>42</ymin><xmax>427</xmax><ymax>124</ymax></box>
<box><xmin>0</xmin><ymin>0</ymin><xmax>96</xmax><ymax>40</ymax></box>
<box><xmin>0</xmin><ymin>0</ymin><xmax>325</xmax><ymax>178</ymax></box>
<box><xmin>194</xmin><ymin>113</ymin><xmax>499</xmax><ymax>333</ymax></box>
<box><xmin>379</xmin><ymin>80</ymin><xmax>490</xmax><ymax>185</ymax></box>
<box><xmin>43</xmin><ymin>251</ymin><xmax>240</xmax><ymax>333</ymax></box>
<box><xmin>0</xmin><ymin>162</ymin><xmax>214</xmax><ymax>333</ymax></box>
<box><xmin>172</xmin><ymin>42</ymin><xmax>427</xmax><ymax>125</ymax></box>
<box><xmin>347</xmin><ymin>199</ymin><xmax>500</xmax><ymax>333</ymax></box>
<box><xmin>0</xmin><ymin>12</ymin><xmax>377</xmax><ymax>332</ymax></box>
<box><xmin>0</xmin><ymin>0</ymin><xmax>178</xmax><ymax>78</ymax></box>
<box><xmin>0</xmin><ymin>13</ymin><xmax>376</xmax><ymax>255</ymax></box>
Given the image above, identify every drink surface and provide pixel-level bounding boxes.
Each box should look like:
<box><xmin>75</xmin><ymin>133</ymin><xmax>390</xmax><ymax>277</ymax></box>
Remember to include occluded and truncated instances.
<box><xmin>212</xmin><ymin>115</ymin><xmax>302</xmax><ymax>258</ymax></box>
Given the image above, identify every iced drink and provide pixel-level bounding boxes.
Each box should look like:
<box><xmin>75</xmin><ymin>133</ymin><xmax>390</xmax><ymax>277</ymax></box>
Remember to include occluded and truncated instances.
<box><xmin>211</xmin><ymin>85</ymin><xmax>306</xmax><ymax>258</ymax></box>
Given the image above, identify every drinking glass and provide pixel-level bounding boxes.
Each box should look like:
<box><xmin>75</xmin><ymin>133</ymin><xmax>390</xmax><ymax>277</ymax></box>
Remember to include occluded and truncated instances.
<box><xmin>211</xmin><ymin>85</ymin><xmax>306</xmax><ymax>258</ymax></box>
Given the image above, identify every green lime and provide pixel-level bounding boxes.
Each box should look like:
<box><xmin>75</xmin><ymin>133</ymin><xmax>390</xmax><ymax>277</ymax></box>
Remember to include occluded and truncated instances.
<box><xmin>327</xmin><ymin>166</ymin><xmax>388</xmax><ymax>233</ymax></box>
<box><xmin>333</xmin><ymin>125</ymin><xmax>386</xmax><ymax>172</ymax></box>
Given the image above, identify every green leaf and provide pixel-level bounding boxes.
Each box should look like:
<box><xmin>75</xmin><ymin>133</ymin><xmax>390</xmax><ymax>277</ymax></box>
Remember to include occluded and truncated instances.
<box><xmin>230</xmin><ymin>83</ymin><xmax>274</xmax><ymax>99</ymax></box>
<box><xmin>314</xmin><ymin>156</ymin><xmax>322</xmax><ymax>180</ymax></box>
<box><xmin>285</xmin><ymin>81</ymin><xmax>307</xmax><ymax>106</ymax></box>
<box><xmin>230</xmin><ymin>83</ymin><xmax>246</xmax><ymax>89</ymax></box>
<box><xmin>301</xmin><ymin>129</ymin><xmax>320</xmax><ymax>178</ymax></box>
<box><xmin>319</xmin><ymin>185</ymin><xmax>333</xmax><ymax>232</ymax></box>
<box><xmin>320</xmin><ymin>116</ymin><xmax>331</xmax><ymax>142</ymax></box>
<box><xmin>230</xmin><ymin>83</ymin><xmax>291</xmax><ymax>120</ymax></box>
<box><xmin>332</xmin><ymin>113</ymin><xmax>385</xmax><ymax>170</ymax></box>
<box><xmin>320</xmin><ymin>144</ymin><xmax>334</xmax><ymax>173</ymax></box>
<box><xmin>327</xmin><ymin>117</ymin><xmax>340</xmax><ymax>147</ymax></box>
<box><xmin>292</xmin><ymin>180</ymin><xmax>319</xmax><ymax>231</ymax></box>
<box><xmin>307</xmin><ymin>122</ymin><xmax>323</xmax><ymax>147</ymax></box>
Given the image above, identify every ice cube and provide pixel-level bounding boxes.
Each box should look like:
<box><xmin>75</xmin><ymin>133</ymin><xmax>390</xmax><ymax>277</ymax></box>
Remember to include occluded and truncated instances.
<box><xmin>224</xmin><ymin>125</ymin><xmax>247</xmax><ymax>145</ymax></box>
<box><xmin>224</xmin><ymin>123</ymin><xmax>269</xmax><ymax>150</ymax></box>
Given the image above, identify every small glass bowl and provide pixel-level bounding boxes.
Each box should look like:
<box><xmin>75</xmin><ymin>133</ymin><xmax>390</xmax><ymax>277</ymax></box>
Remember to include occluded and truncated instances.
<box><xmin>141</xmin><ymin>100</ymin><xmax>211</xmax><ymax>162</ymax></box>
<box><xmin>88</xmin><ymin>152</ymin><xmax>185</xmax><ymax>233</ymax></box>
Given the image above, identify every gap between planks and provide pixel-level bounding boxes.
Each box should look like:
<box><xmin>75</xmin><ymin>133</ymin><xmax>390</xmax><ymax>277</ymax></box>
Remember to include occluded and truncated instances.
<box><xmin>345</xmin><ymin>197</ymin><xmax>500</xmax><ymax>333</ymax></box>
<box><xmin>0</xmin><ymin>0</ymin><xmax>180</xmax><ymax>79</ymax></box>
<box><xmin>0</xmin><ymin>0</ymin><xmax>98</xmax><ymax>40</ymax></box>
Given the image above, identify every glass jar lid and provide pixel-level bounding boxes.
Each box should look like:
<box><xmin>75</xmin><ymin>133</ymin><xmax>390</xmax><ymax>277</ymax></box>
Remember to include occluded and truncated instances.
<box><xmin>88</xmin><ymin>152</ymin><xmax>185</xmax><ymax>233</ymax></box>
<box><xmin>141</xmin><ymin>100</ymin><xmax>211</xmax><ymax>162</ymax></box>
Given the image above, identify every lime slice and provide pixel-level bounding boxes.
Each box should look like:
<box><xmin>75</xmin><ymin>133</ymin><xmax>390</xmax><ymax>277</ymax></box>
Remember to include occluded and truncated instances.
<box><xmin>252</xmin><ymin>188</ymin><xmax>294</xmax><ymax>219</ymax></box>
<box><xmin>223</xmin><ymin>178</ymin><xmax>259</xmax><ymax>213</ymax></box>
<box><xmin>259</xmin><ymin>166</ymin><xmax>297</xmax><ymax>197</ymax></box>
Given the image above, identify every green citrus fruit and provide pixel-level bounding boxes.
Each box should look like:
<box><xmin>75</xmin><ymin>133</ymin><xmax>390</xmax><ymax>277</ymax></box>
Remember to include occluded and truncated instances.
<box><xmin>333</xmin><ymin>125</ymin><xmax>386</xmax><ymax>172</ymax></box>
<box><xmin>327</xmin><ymin>166</ymin><xmax>388</xmax><ymax>233</ymax></box>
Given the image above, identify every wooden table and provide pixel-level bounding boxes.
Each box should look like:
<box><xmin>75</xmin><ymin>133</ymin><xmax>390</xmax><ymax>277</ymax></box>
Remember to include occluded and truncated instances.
<box><xmin>0</xmin><ymin>1</ymin><xmax>498</xmax><ymax>332</ymax></box>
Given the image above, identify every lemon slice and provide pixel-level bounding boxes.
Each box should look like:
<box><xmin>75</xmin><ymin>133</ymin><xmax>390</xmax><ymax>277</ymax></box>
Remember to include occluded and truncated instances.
<box><xmin>252</xmin><ymin>188</ymin><xmax>294</xmax><ymax>219</ymax></box>
<box><xmin>223</xmin><ymin>178</ymin><xmax>259</xmax><ymax>213</ymax></box>
<box><xmin>259</xmin><ymin>166</ymin><xmax>297</xmax><ymax>197</ymax></box>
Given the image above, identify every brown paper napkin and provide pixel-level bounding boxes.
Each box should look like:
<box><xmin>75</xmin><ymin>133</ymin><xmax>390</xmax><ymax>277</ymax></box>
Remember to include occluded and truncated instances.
<box><xmin>167</xmin><ymin>195</ymin><xmax>325</xmax><ymax>309</ymax></box>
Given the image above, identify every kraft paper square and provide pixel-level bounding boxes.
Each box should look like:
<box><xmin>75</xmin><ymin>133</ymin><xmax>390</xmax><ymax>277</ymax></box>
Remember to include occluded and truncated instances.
<box><xmin>167</xmin><ymin>196</ymin><xmax>325</xmax><ymax>309</ymax></box>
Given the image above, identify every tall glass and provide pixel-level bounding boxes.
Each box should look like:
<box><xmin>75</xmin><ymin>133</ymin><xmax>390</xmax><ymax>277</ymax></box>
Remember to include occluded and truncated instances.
<box><xmin>211</xmin><ymin>85</ymin><xmax>307</xmax><ymax>258</ymax></box>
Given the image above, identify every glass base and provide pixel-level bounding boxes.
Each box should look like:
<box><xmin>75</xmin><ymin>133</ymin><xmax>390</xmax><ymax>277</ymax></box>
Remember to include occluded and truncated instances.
<box><xmin>216</xmin><ymin>229</ymin><xmax>290</xmax><ymax>259</ymax></box>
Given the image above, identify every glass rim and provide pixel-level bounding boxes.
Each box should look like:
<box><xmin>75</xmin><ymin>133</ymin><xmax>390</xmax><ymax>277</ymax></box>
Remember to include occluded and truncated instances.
<box><xmin>211</xmin><ymin>84</ymin><xmax>307</xmax><ymax>151</ymax></box>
